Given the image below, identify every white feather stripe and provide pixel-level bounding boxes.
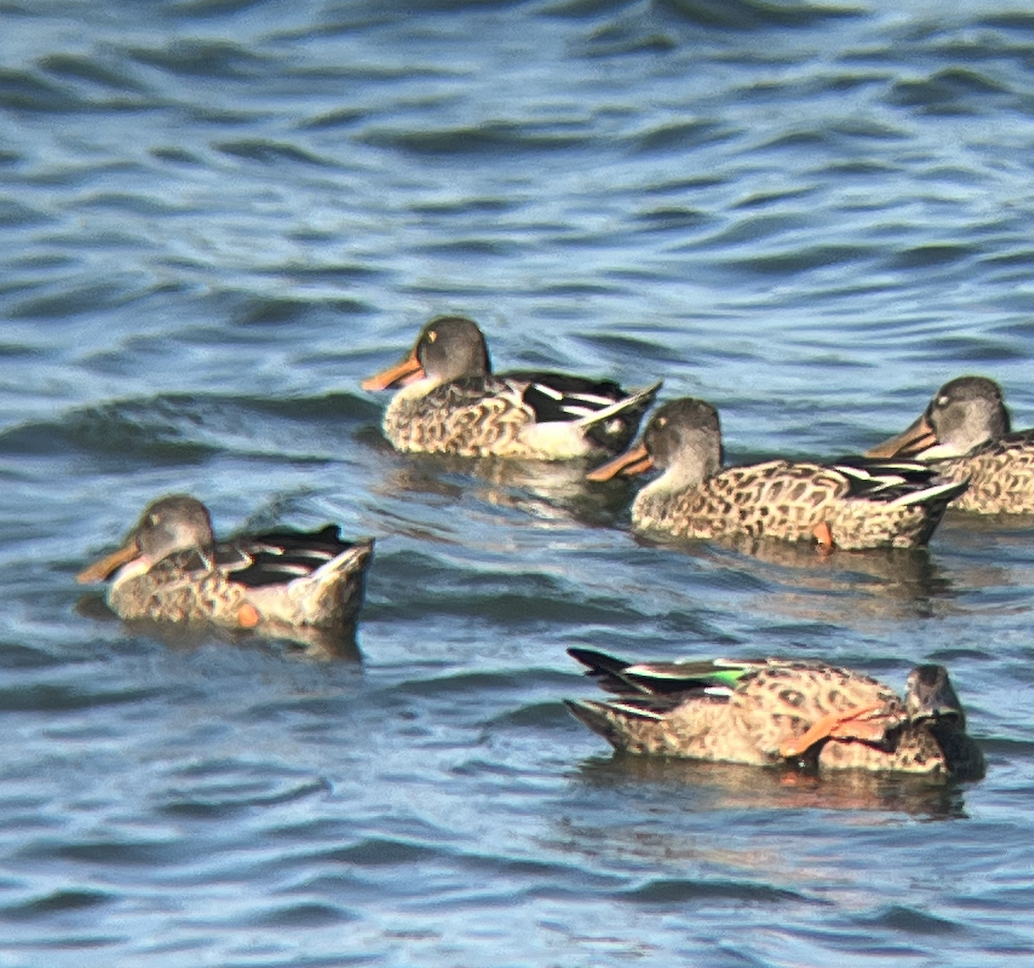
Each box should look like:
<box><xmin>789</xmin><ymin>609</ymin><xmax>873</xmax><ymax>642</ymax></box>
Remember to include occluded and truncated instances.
<box><xmin>532</xmin><ymin>382</ymin><xmax>563</xmax><ymax>400</ymax></box>
<box><xmin>574</xmin><ymin>380</ymin><xmax>662</xmax><ymax>429</ymax></box>
<box><xmin>268</xmin><ymin>563</ymin><xmax>316</xmax><ymax>578</ymax></box>
<box><xmin>566</xmin><ymin>391</ymin><xmax>620</xmax><ymax>407</ymax></box>
<box><xmin>886</xmin><ymin>478</ymin><xmax>968</xmax><ymax>508</ymax></box>
<box><xmin>603</xmin><ymin>701</ymin><xmax>667</xmax><ymax>721</ymax></box>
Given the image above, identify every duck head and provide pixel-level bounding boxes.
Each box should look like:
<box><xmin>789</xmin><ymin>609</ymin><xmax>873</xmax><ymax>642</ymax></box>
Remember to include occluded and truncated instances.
<box><xmin>867</xmin><ymin>376</ymin><xmax>1010</xmax><ymax>461</ymax></box>
<box><xmin>76</xmin><ymin>494</ymin><xmax>215</xmax><ymax>584</ymax></box>
<box><xmin>905</xmin><ymin>664</ymin><xmax>967</xmax><ymax>731</ymax></box>
<box><xmin>587</xmin><ymin>397</ymin><xmax>723</xmax><ymax>489</ymax></box>
<box><xmin>361</xmin><ymin>316</ymin><xmax>491</xmax><ymax>392</ymax></box>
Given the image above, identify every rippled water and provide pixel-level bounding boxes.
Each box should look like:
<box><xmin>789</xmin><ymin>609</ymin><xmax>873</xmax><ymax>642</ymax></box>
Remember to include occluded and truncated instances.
<box><xmin>4</xmin><ymin>0</ymin><xmax>1034</xmax><ymax>964</ymax></box>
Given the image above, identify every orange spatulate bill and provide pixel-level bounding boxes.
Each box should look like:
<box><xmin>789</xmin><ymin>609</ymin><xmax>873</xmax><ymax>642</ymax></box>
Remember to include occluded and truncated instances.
<box><xmin>586</xmin><ymin>442</ymin><xmax>654</xmax><ymax>482</ymax></box>
<box><xmin>361</xmin><ymin>349</ymin><xmax>424</xmax><ymax>391</ymax></box>
<box><xmin>76</xmin><ymin>539</ymin><xmax>141</xmax><ymax>584</ymax></box>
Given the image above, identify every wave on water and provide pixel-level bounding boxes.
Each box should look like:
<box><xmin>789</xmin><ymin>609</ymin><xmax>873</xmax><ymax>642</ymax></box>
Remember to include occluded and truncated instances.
<box><xmin>0</xmin><ymin>391</ymin><xmax>380</xmax><ymax>466</ymax></box>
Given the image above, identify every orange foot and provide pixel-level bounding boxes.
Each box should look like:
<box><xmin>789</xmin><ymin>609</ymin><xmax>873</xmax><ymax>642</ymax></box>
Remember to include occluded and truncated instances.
<box><xmin>779</xmin><ymin>702</ymin><xmax>885</xmax><ymax>758</ymax></box>
<box><xmin>812</xmin><ymin>521</ymin><xmax>834</xmax><ymax>553</ymax></box>
<box><xmin>237</xmin><ymin>603</ymin><xmax>261</xmax><ymax>628</ymax></box>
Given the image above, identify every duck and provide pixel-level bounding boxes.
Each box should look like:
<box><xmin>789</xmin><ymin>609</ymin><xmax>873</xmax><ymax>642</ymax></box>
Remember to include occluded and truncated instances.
<box><xmin>361</xmin><ymin>315</ymin><xmax>661</xmax><ymax>460</ymax></box>
<box><xmin>586</xmin><ymin>397</ymin><xmax>968</xmax><ymax>550</ymax></box>
<box><xmin>865</xmin><ymin>375</ymin><xmax>1034</xmax><ymax>514</ymax></box>
<box><xmin>76</xmin><ymin>494</ymin><xmax>373</xmax><ymax>632</ymax></box>
<box><xmin>565</xmin><ymin>648</ymin><xmax>985</xmax><ymax>778</ymax></box>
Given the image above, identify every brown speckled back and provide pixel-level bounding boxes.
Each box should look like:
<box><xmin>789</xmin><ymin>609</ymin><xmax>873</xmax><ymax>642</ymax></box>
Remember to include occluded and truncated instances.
<box><xmin>940</xmin><ymin>429</ymin><xmax>1034</xmax><ymax>513</ymax></box>
<box><xmin>633</xmin><ymin>460</ymin><xmax>945</xmax><ymax>550</ymax></box>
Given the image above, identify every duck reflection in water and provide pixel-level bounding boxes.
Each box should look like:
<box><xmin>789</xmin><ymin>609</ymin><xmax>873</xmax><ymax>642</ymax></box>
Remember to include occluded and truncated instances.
<box><xmin>369</xmin><ymin>451</ymin><xmax>638</xmax><ymax>531</ymax></box>
<box><xmin>645</xmin><ymin>533</ymin><xmax>959</xmax><ymax>624</ymax></box>
<box><xmin>571</xmin><ymin>754</ymin><xmax>971</xmax><ymax>820</ymax></box>
<box><xmin>75</xmin><ymin>594</ymin><xmax>363</xmax><ymax>662</ymax></box>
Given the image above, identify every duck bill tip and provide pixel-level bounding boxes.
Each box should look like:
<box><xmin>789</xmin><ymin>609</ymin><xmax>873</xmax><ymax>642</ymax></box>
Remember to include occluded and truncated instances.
<box><xmin>75</xmin><ymin>538</ymin><xmax>141</xmax><ymax>585</ymax></box>
<box><xmin>865</xmin><ymin>413</ymin><xmax>938</xmax><ymax>459</ymax></box>
<box><xmin>586</xmin><ymin>444</ymin><xmax>653</xmax><ymax>482</ymax></box>
<box><xmin>361</xmin><ymin>351</ymin><xmax>424</xmax><ymax>391</ymax></box>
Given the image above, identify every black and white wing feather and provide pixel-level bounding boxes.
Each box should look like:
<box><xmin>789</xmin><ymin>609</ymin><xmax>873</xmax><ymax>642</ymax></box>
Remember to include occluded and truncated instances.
<box><xmin>830</xmin><ymin>456</ymin><xmax>969</xmax><ymax>507</ymax></box>
<box><xmin>512</xmin><ymin>372</ymin><xmax>662</xmax><ymax>452</ymax></box>
<box><xmin>218</xmin><ymin>525</ymin><xmax>372</xmax><ymax>588</ymax></box>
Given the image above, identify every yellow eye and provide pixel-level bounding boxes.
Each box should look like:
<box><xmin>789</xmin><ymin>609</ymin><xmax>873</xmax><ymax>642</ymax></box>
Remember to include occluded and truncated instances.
<box><xmin>427</xmin><ymin>330</ymin><xmax>437</xmax><ymax>343</ymax></box>
<box><xmin>148</xmin><ymin>514</ymin><xmax>159</xmax><ymax>526</ymax></box>
<box><xmin>657</xmin><ymin>416</ymin><xmax>667</xmax><ymax>428</ymax></box>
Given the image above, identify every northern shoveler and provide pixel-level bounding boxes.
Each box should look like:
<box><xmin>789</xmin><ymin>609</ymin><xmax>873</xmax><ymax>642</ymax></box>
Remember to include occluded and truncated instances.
<box><xmin>566</xmin><ymin>648</ymin><xmax>985</xmax><ymax>778</ymax></box>
<box><xmin>586</xmin><ymin>397</ymin><xmax>967</xmax><ymax>550</ymax></box>
<box><xmin>361</xmin><ymin>315</ymin><xmax>661</xmax><ymax>460</ymax></box>
<box><xmin>866</xmin><ymin>375</ymin><xmax>1034</xmax><ymax>514</ymax></box>
<box><xmin>76</xmin><ymin>495</ymin><xmax>373</xmax><ymax>632</ymax></box>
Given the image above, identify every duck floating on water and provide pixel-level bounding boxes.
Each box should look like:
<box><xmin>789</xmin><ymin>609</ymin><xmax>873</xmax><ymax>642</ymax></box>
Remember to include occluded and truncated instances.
<box><xmin>866</xmin><ymin>375</ymin><xmax>1034</xmax><ymax>514</ymax></box>
<box><xmin>587</xmin><ymin>397</ymin><xmax>967</xmax><ymax>551</ymax></box>
<box><xmin>566</xmin><ymin>648</ymin><xmax>985</xmax><ymax>778</ymax></box>
<box><xmin>362</xmin><ymin>315</ymin><xmax>661</xmax><ymax>460</ymax></box>
<box><xmin>76</xmin><ymin>495</ymin><xmax>373</xmax><ymax>633</ymax></box>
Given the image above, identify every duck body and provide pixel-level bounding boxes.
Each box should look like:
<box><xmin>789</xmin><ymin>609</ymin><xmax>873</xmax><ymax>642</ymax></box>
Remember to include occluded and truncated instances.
<box><xmin>77</xmin><ymin>495</ymin><xmax>373</xmax><ymax>632</ymax></box>
<box><xmin>589</xmin><ymin>398</ymin><xmax>966</xmax><ymax>551</ymax></box>
<box><xmin>566</xmin><ymin>648</ymin><xmax>985</xmax><ymax>778</ymax></box>
<box><xmin>363</xmin><ymin>316</ymin><xmax>660</xmax><ymax>460</ymax></box>
<box><xmin>867</xmin><ymin>376</ymin><xmax>1034</xmax><ymax>514</ymax></box>
<box><xmin>632</xmin><ymin>456</ymin><xmax>964</xmax><ymax>550</ymax></box>
<box><xmin>932</xmin><ymin>430</ymin><xmax>1034</xmax><ymax>513</ymax></box>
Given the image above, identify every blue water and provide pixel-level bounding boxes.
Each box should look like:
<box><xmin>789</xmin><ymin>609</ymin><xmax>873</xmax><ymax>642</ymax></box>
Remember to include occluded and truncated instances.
<box><xmin>3</xmin><ymin>0</ymin><xmax>1034</xmax><ymax>964</ymax></box>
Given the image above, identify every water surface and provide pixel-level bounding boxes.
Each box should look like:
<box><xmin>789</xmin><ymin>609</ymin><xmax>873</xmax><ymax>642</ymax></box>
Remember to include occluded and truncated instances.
<box><xmin>3</xmin><ymin>0</ymin><xmax>1034</xmax><ymax>964</ymax></box>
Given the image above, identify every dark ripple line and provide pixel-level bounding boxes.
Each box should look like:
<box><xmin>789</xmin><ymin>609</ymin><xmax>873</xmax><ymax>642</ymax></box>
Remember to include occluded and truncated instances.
<box><xmin>127</xmin><ymin>40</ymin><xmax>272</xmax><ymax>80</ymax></box>
<box><xmin>8</xmin><ymin>283</ymin><xmax>145</xmax><ymax>321</ymax></box>
<box><xmin>617</xmin><ymin>877</ymin><xmax>819</xmax><ymax>904</ymax></box>
<box><xmin>0</xmin><ymin>889</ymin><xmax>112</xmax><ymax>922</ymax></box>
<box><xmin>0</xmin><ymin>68</ymin><xmax>86</xmax><ymax>113</ymax></box>
<box><xmin>0</xmin><ymin>391</ymin><xmax>379</xmax><ymax>461</ymax></box>
<box><xmin>325</xmin><ymin>837</ymin><xmax>439</xmax><ymax>866</ymax></box>
<box><xmin>0</xmin><ymin>200</ymin><xmax>52</xmax><ymax>228</ymax></box>
<box><xmin>214</xmin><ymin>139</ymin><xmax>340</xmax><ymax>167</ymax></box>
<box><xmin>0</xmin><ymin>683</ymin><xmax>164</xmax><ymax>713</ymax></box>
<box><xmin>540</xmin><ymin>0</ymin><xmax>646</xmax><ymax>18</ymax></box>
<box><xmin>886</xmin><ymin>68</ymin><xmax>1014</xmax><ymax>114</ymax></box>
<box><xmin>627</xmin><ymin>120</ymin><xmax>733</xmax><ymax>154</ymax></box>
<box><xmin>728</xmin><ymin>243</ymin><xmax>879</xmax><ymax>275</ymax></box>
<box><xmin>19</xmin><ymin>839</ymin><xmax>186</xmax><ymax>867</ymax></box>
<box><xmin>485</xmin><ymin>699</ymin><xmax>576</xmax><ymax>730</ymax></box>
<box><xmin>357</xmin><ymin>122</ymin><xmax>595</xmax><ymax>156</ymax></box>
<box><xmin>160</xmin><ymin>777</ymin><xmax>332</xmax><ymax>819</ymax></box>
<box><xmin>38</xmin><ymin>54</ymin><xmax>150</xmax><ymax>95</ymax></box>
<box><xmin>171</xmin><ymin>0</ymin><xmax>276</xmax><ymax>18</ymax></box>
<box><xmin>238</xmin><ymin>902</ymin><xmax>357</xmax><ymax>928</ymax></box>
<box><xmin>858</xmin><ymin>904</ymin><xmax>962</xmax><ymax>936</ymax></box>
<box><xmin>979</xmin><ymin>13</ymin><xmax>1034</xmax><ymax>32</ymax></box>
<box><xmin>656</xmin><ymin>0</ymin><xmax>862</xmax><ymax>30</ymax></box>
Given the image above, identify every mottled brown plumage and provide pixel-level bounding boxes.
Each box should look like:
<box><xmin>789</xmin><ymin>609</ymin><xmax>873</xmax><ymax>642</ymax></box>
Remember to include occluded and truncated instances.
<box><xmin>867</xmin><ymin>375</ymin><xmax>1034</xmax><ymax>513</ymax></box>
<box><xmin>77</xmin><ymin>495</ymin><xmax>373</xmax><ymax>633</ymax></box>
<box><xmin>588</xmin><ymin>397</ymin><xmax>967</xmax><ymax>550</ymax></box>
<box><xmin>566</xmin><ymin>649</ymin><xmax>985</xmax><ymax>778</ymax></box>
<box><xmin>362</xmin><ymin>316</ymin><xmax>660</xmax><ymax>460</ymax></box>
